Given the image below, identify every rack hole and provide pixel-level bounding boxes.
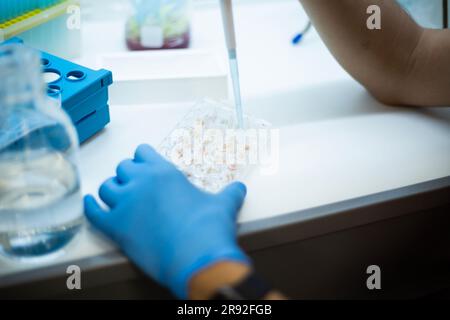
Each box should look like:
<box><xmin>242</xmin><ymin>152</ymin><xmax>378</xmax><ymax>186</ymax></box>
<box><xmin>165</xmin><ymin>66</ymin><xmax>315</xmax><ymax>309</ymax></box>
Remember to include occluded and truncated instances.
<box><xmin>41</xmin><ymin>58</ymin><xmax>50</xmax><ymax>67</ymax></box>
<box><xmin>43</xmin><ymin>69</ymin><xmax>61</xmax><ymax>83</ymax></box>
<box><xmin>66</xmin><ymin>70</ymin><xmax>85</xmax><ymax>81</ymax></box>
<box><xmin>47</xmin><ymin>84</ymin><xmax>62</xmax><ymax>96</ymax></box>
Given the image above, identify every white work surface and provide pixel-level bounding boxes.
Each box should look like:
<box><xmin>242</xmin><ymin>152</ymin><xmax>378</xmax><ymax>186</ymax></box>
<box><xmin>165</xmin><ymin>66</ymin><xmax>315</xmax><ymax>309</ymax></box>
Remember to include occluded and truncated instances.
<box><xmin>1</xmin><ymin>0</ymin><xmax>449</xmax><ymax>278</ymax></box>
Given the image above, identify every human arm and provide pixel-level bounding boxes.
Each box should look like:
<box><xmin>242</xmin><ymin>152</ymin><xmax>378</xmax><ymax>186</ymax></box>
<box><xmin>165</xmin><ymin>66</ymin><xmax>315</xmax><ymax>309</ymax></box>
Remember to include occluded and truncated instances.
<box><xmin>299</xmin><ymin>0</ymin><xmax>450</xmax><ymax>106</ymax></box>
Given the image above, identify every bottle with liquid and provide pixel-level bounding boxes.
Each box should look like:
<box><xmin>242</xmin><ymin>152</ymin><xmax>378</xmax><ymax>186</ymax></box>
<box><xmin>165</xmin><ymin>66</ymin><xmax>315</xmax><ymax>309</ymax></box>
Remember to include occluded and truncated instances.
<box><xmin>126</xmin><ymin>0</ymin><xmax>191</xmax><ymax>50</ymax></box>
<box><xmin>0</xmin><ymin>44</ymin><xmax>83</xmax><ymax>261</ymax></box>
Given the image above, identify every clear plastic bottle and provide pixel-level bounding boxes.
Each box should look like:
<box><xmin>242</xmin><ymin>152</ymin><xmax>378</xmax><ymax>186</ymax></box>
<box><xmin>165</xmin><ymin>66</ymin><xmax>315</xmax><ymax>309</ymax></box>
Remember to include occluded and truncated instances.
<box><xmin>0</xmin><ymin>44</ymin><xmax>83</xmax><ymax>261</ymax></box>
<box><xmin>126</xmin><ymin>0</ymin><xmax>191</xmax><ymax>50</ymax></box>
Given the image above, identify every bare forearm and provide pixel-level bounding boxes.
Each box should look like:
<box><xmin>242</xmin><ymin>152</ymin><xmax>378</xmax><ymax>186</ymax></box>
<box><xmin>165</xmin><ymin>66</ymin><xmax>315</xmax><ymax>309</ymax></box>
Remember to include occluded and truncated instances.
<box><xmin>299</xmin><ymin>0</ymin><xmax>450</xmax><ymax>106</ymax></box>
<box><xmin>403</xmin><ymin>28</ymin><xmax>450</xmax><ymax>106</ymax></box>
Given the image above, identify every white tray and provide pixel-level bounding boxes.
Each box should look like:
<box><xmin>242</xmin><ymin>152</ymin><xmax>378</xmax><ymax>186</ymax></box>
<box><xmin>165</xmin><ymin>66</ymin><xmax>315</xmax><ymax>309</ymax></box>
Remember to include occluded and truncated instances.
<box><xmin>97</xmin><ymin>49</ymin><xmax>229</xmax><ymax>105</ymax></box>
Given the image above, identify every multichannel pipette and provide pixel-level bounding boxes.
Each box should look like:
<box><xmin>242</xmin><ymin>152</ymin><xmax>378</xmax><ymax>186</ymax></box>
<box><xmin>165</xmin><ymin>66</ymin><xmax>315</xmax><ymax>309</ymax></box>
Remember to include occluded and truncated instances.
<box><xmin>219</xmin><ymin>0</ymin><xmax>244</xmax><ymax>129</ymax></box>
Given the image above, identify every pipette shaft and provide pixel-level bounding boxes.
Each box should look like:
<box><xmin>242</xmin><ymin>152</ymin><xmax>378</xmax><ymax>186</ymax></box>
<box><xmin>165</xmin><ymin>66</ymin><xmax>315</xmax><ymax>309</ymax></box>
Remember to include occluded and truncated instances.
<box><xmin>220</xmin><ymin>0</ymin><xmax>244</xmax><ymax>129</ymax></box>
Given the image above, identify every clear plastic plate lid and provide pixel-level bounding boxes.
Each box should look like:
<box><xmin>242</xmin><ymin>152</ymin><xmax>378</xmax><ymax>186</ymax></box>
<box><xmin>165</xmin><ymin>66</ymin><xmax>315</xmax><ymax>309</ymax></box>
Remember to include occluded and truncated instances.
<box><xmin>159</xmin><ymin>99</ymin><xmax>272</xmax><ymax>193</ymax></box>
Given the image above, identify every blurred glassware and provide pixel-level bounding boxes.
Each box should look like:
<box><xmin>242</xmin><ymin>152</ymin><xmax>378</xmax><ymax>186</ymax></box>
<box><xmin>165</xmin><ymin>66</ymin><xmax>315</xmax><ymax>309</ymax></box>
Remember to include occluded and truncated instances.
<box><xmin>79</xmin><ymin>0</ymin><xmax>133</xmax><ymax>21</ymax></box>
<box><xmin>0</xmin><ymin>44</ymin><xmax>83</xmax><ymax>261</ymax></box>
<box><xmin>126</xmin><ymin>0</ymin><xmax>191</xmax><ymax>50</ymax></box>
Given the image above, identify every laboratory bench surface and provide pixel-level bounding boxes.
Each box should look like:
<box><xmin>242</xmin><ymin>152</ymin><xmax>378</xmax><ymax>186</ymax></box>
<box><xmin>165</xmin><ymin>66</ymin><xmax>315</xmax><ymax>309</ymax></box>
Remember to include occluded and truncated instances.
<box><xmin>1</xmin><ymin>0</ymin><xmax>450</xmax><ymax>299</ymax></box>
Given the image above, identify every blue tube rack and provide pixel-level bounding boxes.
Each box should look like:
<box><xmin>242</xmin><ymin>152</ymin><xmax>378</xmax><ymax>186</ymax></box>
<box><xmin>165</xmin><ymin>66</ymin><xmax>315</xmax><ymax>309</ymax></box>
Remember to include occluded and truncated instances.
<box><xmin>2</xmin><ymin>38</ymin><xmax>113</xmax><ymax>144</ymax></box>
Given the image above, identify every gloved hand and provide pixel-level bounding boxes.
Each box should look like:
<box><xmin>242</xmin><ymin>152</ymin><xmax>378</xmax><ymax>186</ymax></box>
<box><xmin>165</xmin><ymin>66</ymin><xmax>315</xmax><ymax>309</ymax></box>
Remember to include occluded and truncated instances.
<box><xmin>84</xmin><ymin>144</ymin><xmax>250</xmax><ymax>299</ymax></box>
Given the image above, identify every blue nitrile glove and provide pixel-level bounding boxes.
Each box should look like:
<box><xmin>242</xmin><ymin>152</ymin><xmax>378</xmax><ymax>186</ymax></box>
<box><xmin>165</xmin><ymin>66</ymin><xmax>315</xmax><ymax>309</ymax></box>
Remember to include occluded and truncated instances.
<box><xmin>84</xmin><ymin>144</ymin><xmax>250</xmax><ymax>299</ymax></box>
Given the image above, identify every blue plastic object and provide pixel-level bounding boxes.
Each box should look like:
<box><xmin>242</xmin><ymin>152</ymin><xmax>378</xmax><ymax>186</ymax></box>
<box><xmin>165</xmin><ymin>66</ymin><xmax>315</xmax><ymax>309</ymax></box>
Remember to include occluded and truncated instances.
<box><xmin>76</xmin><ymin>105</ymin><xmax>110</xmax><ymax>143</ymax></box>
<box><xmin>1</xmin><ymin>38</ymin><xmax>113</xmax><ymax>144</ymax></box>
<box><xmin>292</xmin><ymin>20</ymin><xmax>312</xmax><ymax>45</ymax></box>
<box><xmin>41</xmin><ymin>50</ymin><xmax>113</xmax><ymax>142</ymax></box>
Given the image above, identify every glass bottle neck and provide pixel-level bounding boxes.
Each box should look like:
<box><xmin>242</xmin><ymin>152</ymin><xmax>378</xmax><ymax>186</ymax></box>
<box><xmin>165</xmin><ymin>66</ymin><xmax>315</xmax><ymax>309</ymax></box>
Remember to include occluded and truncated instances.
<box><xmin>0</xmin><ymin>44</ymin><xmax>45</xmax><ymax>111</ymax></box>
